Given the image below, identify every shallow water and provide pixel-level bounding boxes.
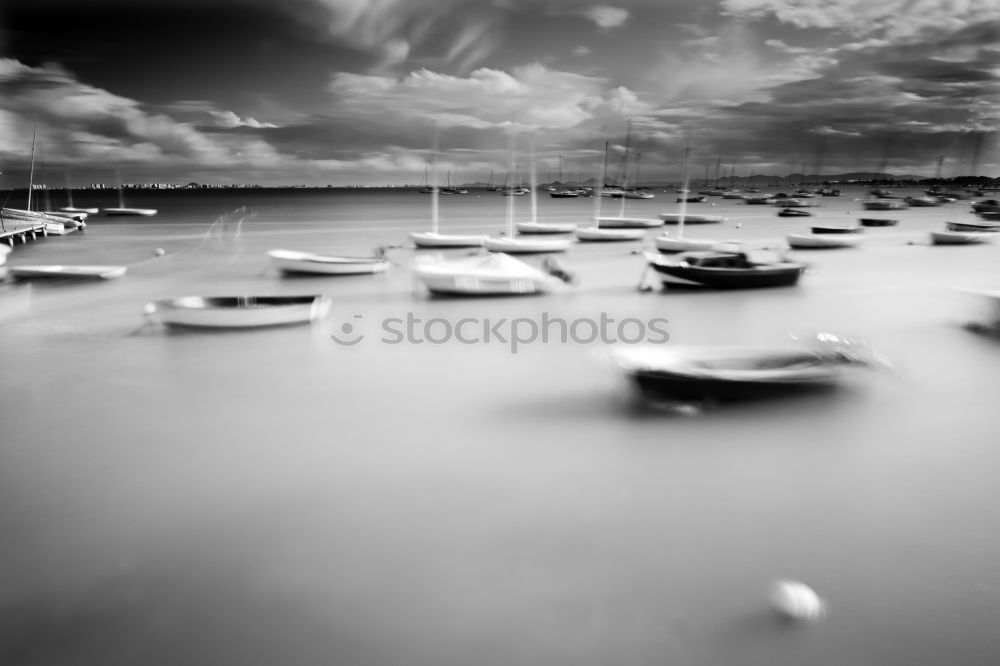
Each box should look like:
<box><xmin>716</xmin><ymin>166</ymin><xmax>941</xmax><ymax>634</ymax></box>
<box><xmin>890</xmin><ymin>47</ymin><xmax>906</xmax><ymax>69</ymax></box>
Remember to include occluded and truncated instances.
<box><xmin>1</xmin><ymin>187</ymin><xmax>999</xmax><ymax>665</ymax></box>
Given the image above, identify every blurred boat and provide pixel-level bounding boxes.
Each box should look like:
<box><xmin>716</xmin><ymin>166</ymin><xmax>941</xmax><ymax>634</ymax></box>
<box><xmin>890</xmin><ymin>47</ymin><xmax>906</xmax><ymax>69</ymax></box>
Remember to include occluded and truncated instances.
<box><xmin>659</xmin><ymin>213</ymin><xmax>724</xmax><ymax>224</ymax></box>
<box><xmin>786</xmin><ymin>233</ymin><xmax>863</xmax><ymax>249</ymax></box>
<box><xmin>612</xmin><ymin>333</ymin><xmax>880</xmax><ymax>402</ymax></box>
<box><xmin>412</xmin><ymin>252</ymin><xmax>565</xmax><ymax>296</ymax></box>
<box><xmin>903</xmin><ymin>196</ymin><xmax>939</xmax><ymax>207</ymax></box>
<box><xmin>104</xmin><ymin>206</ymin><xmax>158</xmax><ymax>216</ymax></box>
<box><xmin>9</xmin><ymin>265</ymin><xmax>126</xmax><ymax>280</ymax></box>
<box><xmin>971</xmin><ymin>199</ymin><xmax>1000</xmax><ymax>214</ymax></box>
<box><xmin>483</xmin><ymin>236</ymin><xmax>572</xmax><ymax>252</ymax></box>
<box><xmin>811</xmin><ymin>225</ymin><xmax>863</xmax><ymax>234</ymax></box>
<box><xmin>962</xmin><ymin>289</ymin><xmax>1000</xmax><ymax>335</ymax></box>
<box><xmin>486</xmin><ymin>127</ymin><xmax>569</xmax><ymax>253</ymax></box>
<box><xmin>862</xmin><ymin>199</ymin><xmax>907</xmax><ymax>211</ymax></box>
<box><xmin>645</xmin><ymin>249</ymin><xmax>805</xmax><ymax>289</ymax></box>
<box><xmin>859</xmin><ymin>218</ymin><xmax>898</xmax><ymax>227</ymax></box>
<box><xmin>410</xmin><ymin>147</ymin><xmax>487</xmax><ymax>249</ymax></box>
<box><xmin>549</xmin><ymin>190</ymin><xmax>581</xmax><ymax>199</ymax></box>
<box><xmin>778</xmin><ymin>208</ymin><xmax>813</xmax><ymax>217</ymax></box>
<box><xmin>594</xmin><ymin>215</ymin><xmax>663</xmax><ymax>228</ymax></box>
<box><xmin>654</xmin><ymin>236</ymin><xmax>719</xmax><ymax>253</ymax></box>
<box><xmin>515</xmin><ymin>221</ymin><xmax>576</xmax><ymax>235</ymax></box>
<box><xmin>946</xmin><ymin>220</ymin><xmax>1000</xmax><ymax>233</ymax></box>
<box><xmin>145</xmin><ymin>295</ymin><xmax>330</xmax><ymax>328</ymax></box>
<box><xmin>930</xmin><ymin>230</ymin><xmax>993</xmax><ymax>245</ymax></box>
<box><xmin>576</xmin><ymin>227</ymin><xmax>645</xmax><ymax>242</ymax></box>
<box><xmin>677</xmin><ymin>195</ymin><xmax>708</xmax><ymax>203</ymax></box>
<box><xmin>267</xmin><ymin>248</ymin><xmax>390</xmax><ymax>275</ymax></box>
<box><xmin>412</xmin><ymin>232</ymin><xmax>488</xmax><ymax>248</ymax></box>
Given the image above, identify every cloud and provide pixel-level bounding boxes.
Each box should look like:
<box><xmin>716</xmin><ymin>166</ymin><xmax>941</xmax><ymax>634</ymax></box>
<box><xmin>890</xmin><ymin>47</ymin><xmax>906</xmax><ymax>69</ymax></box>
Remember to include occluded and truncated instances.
<box><xmin>581</xmin><ymin>5</ymin><xmax>629</xmax><ymax>29</ymax></box>
<box><xmin>0</xmin><ymin>59</ymin><xmax>287</xmax><ymax>171</ymax></box>
<box><xmin>327</xmin><ymin>63</ymin><xmax>652</xmax><ymax>132</ymax></box>
<box><xmin>167</xmin><ymin>101</ymin><xmax>280</xmax><ymax>129</ymax></box>
<box><xmin>721</xmin><ymin>0</ymin><xmax>1000</xmax><ymax>44</ymax></box>
<box><xmin>572</xmin><ymin>46</ymin><xmax>592</xmax><ymax>57</ymax></box>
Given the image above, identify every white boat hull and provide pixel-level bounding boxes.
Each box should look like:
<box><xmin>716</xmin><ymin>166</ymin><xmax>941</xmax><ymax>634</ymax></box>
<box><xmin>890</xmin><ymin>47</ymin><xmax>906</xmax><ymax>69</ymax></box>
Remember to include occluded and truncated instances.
<box><xmin>482</xmin><ymin>237</ymin><xmax>571</xmax><ymax>253</ymax></box>
<box><xmin>60</xmin><ymin>206</ymin><xmax>99</xmax><ymax>214</ymax></box>
<box><xmin>515</xmin><ymin>221</ymin><xmax>576</xmax><ymax>234</ymax></box>
<box><xmin>594</xmin><ymin>216</ymin><xmax>663</xmax><ymax>228</ymax></box>
<box><xmin>268</xmin><ymin>249</ymin><xmax>390</xmax><ymax>275</ymax></box>
<box><xmin>654</xmin><ymin>236</ymin><xmax>718</xmax><ymax>253</ymax></box>
<box><xmin>9</xmin><ymin>265</ymin><xmax>126</xmax><ymax>280</ymax></box>
<box><xmin>658</xmin><ymin>213</ymin><xmax>725</xmax><ymax>224</ymax></box>
<box><xmin>575</xmin><ymin>227</ymin><xmax>645</xmax><ymax>242</ymax></box>
<box><xmin>103</xmin><ymin>207</ymin><xmax>158</xmax><ymax>216</ymax></box>
<box><xmin>410</xmin><ymin>232</ymin><xmax>488</xmax><ymax>248</ymax></box>
<box><xmin>146</xmin><ymin>295</ymin><xmax>331</xmax><ymax>328</ymax></box>
<box><xmin>412</xmin><ymin>253</ymin><xmax>561</xmax><ymax>295</ymax></box>
<box><xmin>786</xmin><ymin>234</ymin><xmax>863</xmax><ymax>249</ymax></box>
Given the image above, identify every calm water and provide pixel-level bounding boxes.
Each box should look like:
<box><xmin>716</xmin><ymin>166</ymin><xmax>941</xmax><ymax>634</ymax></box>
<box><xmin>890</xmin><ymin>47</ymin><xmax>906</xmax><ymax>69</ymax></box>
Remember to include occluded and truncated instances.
<box><xmin>1</xmin><ymin>187</ymin><xmax>999</xmax><ymax>665</ymax></box>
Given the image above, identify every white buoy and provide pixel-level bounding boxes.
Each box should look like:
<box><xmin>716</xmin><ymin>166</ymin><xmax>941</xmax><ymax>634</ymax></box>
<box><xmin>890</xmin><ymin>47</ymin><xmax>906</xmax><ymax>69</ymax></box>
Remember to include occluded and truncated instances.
<box><xmin>154</xmin><ymin>248</ymin><xmax>165</xmax><ymax>256</ymax></box>
<box><xmin>768</xmin><ymin>579</ymin><xmax>826</xmax><ymax>621</ymax></box>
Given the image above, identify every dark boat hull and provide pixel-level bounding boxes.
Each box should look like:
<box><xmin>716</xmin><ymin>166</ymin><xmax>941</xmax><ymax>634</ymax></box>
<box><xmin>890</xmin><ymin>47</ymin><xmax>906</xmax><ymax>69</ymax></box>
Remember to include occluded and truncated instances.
<box><xmin>812</xmin><ymin>226</ymin><xmax>862</xmax><ymax>234</ymax></box>
<box><xmin>631</xmin><ymin>369</ymin><xmax>837</xmax><ymax>402</ymax></box>
<box><xmin>947</xmin><ymin>221</ymin><xmax>1000</xmax><ymax>232</ymax></box>
<box><xmin>650</xmin><ymin>263</ymin><xmax>804</xmax><ymax>289</ymax></box>
<box><xmin>859</xmin><ymin>218</ymin><xmax>898</xmax><ymax>227</ymax></box>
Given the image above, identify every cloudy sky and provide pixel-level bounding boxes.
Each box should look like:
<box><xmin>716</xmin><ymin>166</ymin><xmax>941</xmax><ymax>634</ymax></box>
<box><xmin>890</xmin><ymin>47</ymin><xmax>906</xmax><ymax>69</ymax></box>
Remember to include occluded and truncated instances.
<box><xmin>1</xmin><ymin>0</ymin><xmax>997</xmax><ymax>186</ymax></box>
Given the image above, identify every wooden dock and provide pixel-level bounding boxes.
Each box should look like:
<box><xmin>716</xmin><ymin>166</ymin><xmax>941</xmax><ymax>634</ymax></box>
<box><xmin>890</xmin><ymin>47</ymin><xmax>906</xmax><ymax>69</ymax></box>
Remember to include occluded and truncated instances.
<box><xmin>0</xmin><ymin>219</ymin><xmax>47</xmax><ymax>246</ymax></box>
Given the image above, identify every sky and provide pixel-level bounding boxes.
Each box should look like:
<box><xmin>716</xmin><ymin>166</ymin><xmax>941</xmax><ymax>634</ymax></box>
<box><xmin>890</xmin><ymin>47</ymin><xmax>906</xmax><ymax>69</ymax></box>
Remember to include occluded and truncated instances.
<box><xmin>0</xmin><ymin>0</ymin><xmax>998</xmax><ymax>186</ymax></box>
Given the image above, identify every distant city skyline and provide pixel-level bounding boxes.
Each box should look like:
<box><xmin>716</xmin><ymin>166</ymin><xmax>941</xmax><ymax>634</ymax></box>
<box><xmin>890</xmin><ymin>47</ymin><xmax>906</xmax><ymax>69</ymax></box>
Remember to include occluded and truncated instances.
<box><xmin>1</xmin><ymin>0</ymin><xmax>998</xmax><ymax>187</ymax></box>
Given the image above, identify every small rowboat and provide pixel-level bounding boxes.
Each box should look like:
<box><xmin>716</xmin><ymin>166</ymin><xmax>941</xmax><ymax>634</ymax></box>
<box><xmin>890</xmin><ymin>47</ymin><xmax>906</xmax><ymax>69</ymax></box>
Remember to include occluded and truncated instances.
<box><xmin>482</xmin><ymin>236</ymin><xmax>571</xmax><ymax>253</ymax></box>
<box><xmin>575</xmin><ymin>227</ymin><xmax>645</xmax><ymax>242</ymax></box>
<box><xmin>645</xmin><ymin>250</ymin><xmax>805</xmax><ymax>289</ymax></box>
<box><xmin>946</xmin><ymin>220</ymin><xmax>1000</xmax><ymax>233</ymax></box>
<box><xmin>786</xmin><ymin>234</ymin><xmax>863</xmax><ymax>249</ymax></box>
<box><xmin>659</xmin><ymin>213</ymin><xmax>725</xmax><ymax>224</ymax></box>
<box><xmin>778</xmin><ymin>208</ymin><xmax>813</xmax><ymax>217</ymax></box>
<box><xmin>9</xmin><ymin>265</ymin><xmax>126</xmax><ymax>280</ymax></box>
<box><xmin>859</xmin><ymin>218</ymin><xmax>898</xmax><ymax>227</ymax></box>
<box><xmin>145</xmin><ymin>295</ymin><xmax>331</xmax><ymax>328</ymax></box>
<box><xmin>515</xmin><ymin>221</ymin><xmax>577</xmax><ymax>235</ymax></box>
<box><xmin>267</xmin><ymin>249</ymin><xmax>390</xmax><ymax>275</ymax></box>
<box><xmin>930</xmin><ymin>230</ymin><xmax>993</xmax><ymax>245</ymax></box>
<box><xmin>103</xmin><ymin>207</ymin><xmax>158</xmax><ymax>216</ymax></box>
<box><xmin>612</xmin><ymin>335</ymin><xmax>877</xmax><ymax>402</ymax></box>
<box><xmin>811</xmin><ymin>225</ymin><xmax>863</xmax><ymax>234</ymax></box>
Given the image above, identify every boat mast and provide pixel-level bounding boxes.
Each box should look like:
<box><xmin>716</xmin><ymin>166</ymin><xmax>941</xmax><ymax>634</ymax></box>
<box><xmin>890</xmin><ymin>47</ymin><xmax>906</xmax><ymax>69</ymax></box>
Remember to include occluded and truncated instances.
<box><xmin>602</xmin><ymin>141</ymin><xmax>609</xmax><ymax>188</ymax></box>
<box><xmin>26</xmin><ymin>125</ymin><xmax>37</xmax><ymax>211</ymax></box>
<box><xmin>529</xmin><ymin>134</ymin><xmax>538</xmax><ymax>224</ymax></box>
<box><xmin>678</xmin><ymin>146</ymin><xmax>691</xmax><ymax>239</ymax></box>
<box><xmin>430</xmin><ymin>124</ymin><xmax>439</xmax><ymax>233</ymax></box>
<box><xmin>618</xmin><ymin>120</ymin><xmax>632</xmax><ymax>217</ymax></box>
<box><xmin>65</xmin><ymin>170</ymin><xmax>75</xmax><ymax>207</ymax></box>
<box><xmin>506</xmin><ymin>121</ymin><xmax>516</xmax><ymax>237</ymax></box>
<box><xmin>116</xmin><ymin>168</ymin><xmax>125</xmax><ymax>208</ymax></box>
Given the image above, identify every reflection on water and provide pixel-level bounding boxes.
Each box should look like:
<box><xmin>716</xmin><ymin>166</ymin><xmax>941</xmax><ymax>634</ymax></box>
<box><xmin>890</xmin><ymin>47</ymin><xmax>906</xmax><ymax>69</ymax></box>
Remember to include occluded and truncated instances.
<box><xmin>1</xmin><ymin>188</ymin><xmax>999</xmax><ymax>665</ymax></box>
